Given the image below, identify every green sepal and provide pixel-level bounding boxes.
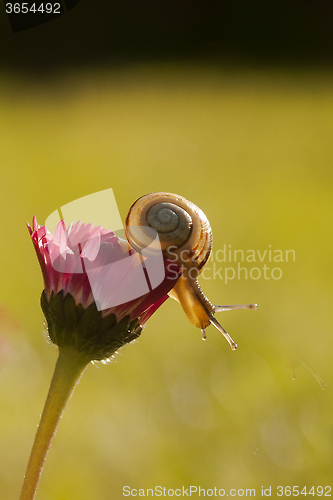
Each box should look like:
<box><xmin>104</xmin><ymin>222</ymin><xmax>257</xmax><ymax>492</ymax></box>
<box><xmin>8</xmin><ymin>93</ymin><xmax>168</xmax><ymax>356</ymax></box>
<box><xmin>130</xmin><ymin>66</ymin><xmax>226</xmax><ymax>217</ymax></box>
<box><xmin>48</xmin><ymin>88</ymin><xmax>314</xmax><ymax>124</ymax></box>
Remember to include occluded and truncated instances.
<box><xmin>63</xmin><ymin>293</ymin><xmax>79</xmax><ymax>330</ymax></box>
<box><xmin>40</xmin><ymin>291</ymin><xmax>50</xmax><ymax>320</ymax></box>
<box><xmin>40</xmin><ymin>290</ymin><xmax>142</xmax><ymax>361</ymax></box>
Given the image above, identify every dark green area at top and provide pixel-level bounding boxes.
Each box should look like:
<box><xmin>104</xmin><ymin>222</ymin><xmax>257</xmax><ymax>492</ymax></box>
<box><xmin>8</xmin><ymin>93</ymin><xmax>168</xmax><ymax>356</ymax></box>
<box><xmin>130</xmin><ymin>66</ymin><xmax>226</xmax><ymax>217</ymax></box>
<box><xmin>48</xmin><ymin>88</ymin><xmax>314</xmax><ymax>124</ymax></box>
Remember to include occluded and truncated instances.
<box><xmin>1</xmin><ymin>0</ymin><xmax>333</xmax><ymax>74</ymax></box>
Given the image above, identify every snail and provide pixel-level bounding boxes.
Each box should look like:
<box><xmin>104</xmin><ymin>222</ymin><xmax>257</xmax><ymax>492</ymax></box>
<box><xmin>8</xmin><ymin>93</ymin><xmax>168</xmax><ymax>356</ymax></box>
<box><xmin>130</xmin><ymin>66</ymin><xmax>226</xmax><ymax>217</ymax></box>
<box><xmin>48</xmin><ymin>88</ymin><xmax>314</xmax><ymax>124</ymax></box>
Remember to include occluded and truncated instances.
<box><xmin>125</xmin><ymin>192</ymin><xmax>257</xmax><ymax>350</ymax></box>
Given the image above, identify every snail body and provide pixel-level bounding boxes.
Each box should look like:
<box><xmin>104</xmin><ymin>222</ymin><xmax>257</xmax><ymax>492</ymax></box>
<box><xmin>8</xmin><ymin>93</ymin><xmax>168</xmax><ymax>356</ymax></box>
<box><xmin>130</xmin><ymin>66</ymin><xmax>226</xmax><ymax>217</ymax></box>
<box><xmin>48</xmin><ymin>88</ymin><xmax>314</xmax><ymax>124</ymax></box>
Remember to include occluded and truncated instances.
<box><xmin>125</xmin><ymin>192</ymin><xmax>256</xmax><ymax>350</ymax></box>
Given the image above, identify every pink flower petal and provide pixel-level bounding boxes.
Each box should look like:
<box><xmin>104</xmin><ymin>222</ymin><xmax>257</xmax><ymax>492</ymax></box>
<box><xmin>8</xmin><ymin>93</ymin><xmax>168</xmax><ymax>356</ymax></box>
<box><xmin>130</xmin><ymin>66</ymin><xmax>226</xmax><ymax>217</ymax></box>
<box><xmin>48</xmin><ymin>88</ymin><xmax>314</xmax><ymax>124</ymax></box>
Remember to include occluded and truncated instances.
<box><xmin>28</xmin><ymin>217</ymin><xmax>180</xmax><ymax>326</ymax></box>
<box><xmin>81</xmin><ymin>231</ymin><xmax>101</xmax><ymax>261</ymax></box>
<box><xmin>53</xmin><ymin>220</ymin><xmax>68</xmax><ymax>257</ymax></box>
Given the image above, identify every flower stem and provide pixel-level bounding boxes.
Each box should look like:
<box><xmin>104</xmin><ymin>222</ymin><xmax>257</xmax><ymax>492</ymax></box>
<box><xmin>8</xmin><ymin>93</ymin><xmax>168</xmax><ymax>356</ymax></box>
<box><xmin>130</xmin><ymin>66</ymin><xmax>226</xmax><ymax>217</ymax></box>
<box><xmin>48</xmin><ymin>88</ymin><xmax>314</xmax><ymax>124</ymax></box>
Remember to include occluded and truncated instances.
<box><xmin>19</xmin><ymin>346</ymin><xmax>90</xmax><ymax>500</ymax></box>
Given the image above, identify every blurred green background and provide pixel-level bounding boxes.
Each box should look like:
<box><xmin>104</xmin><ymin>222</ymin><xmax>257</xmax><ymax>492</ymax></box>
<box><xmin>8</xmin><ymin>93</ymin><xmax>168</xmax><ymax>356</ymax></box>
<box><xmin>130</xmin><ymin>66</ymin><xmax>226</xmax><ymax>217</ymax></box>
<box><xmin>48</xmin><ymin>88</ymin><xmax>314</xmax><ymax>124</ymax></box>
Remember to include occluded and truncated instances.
<box><xmin>1</xmin><ymin>2</ymin><xmax>333</xmax><ymax>499</ymax></box>
<box><xmin>1</xmin><ymin>65</ymin><xmax>332</xmax><ymax>500</ymax></box>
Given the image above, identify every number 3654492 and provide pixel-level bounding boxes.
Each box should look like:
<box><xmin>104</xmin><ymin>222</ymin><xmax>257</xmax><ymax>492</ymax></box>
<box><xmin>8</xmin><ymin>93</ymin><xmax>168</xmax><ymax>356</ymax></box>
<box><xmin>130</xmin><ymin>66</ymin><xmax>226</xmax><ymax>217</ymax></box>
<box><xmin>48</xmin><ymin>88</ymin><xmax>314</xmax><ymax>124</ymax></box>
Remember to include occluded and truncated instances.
<box><xmin>277</xmin><ymin>486</ymin><xmax>331</xmax><ymax>496</ymax></box>
<box><xmin>5</xmin><ymin>3</ymin><xmax>61</xmax><ymax>14</ymax></box>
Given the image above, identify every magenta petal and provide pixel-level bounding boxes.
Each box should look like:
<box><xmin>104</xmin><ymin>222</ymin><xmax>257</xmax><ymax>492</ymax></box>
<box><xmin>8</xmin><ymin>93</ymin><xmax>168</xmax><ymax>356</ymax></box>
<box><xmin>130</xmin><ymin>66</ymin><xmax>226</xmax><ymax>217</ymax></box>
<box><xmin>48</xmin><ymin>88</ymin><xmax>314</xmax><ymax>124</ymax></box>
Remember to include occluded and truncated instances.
<box><xmin>139</xmin><ymin>295</ymin><xmax>169</xmax><ymax>325</ymax></box>
<box><xmin>53</xmin><ymin>220</ymin><xmax>68</xmax><ymax>257</ymax></box>
<box><xmin>81</xmin><ymin>231</ymin><xmax>101</xmax><ymax>261</ymax></box>
<box><xmin>28</xmin><ymin>217</ymin><xmax>181</xmax><ymax>325</ymax></box>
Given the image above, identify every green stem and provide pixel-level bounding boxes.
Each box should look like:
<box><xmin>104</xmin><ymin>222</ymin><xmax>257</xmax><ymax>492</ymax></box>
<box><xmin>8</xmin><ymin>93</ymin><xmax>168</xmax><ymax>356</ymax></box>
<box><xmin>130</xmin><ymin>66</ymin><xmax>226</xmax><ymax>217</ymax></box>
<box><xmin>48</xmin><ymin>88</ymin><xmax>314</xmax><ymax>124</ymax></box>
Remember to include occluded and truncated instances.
<box><xmin>19</xmin><ymin>346</ymin><xmax>90</xmax><ymax>500</ymax></box>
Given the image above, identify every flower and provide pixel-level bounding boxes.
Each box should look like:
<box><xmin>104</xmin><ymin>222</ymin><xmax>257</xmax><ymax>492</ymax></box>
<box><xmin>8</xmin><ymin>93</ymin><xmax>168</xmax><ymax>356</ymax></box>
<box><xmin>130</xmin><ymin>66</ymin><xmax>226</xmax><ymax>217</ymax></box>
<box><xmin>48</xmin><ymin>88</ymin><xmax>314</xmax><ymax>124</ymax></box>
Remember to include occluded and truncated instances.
<box><xmin>27</xmin><ymin>216</ymin><xmax>180</xmax><ymax>361</ymax></box>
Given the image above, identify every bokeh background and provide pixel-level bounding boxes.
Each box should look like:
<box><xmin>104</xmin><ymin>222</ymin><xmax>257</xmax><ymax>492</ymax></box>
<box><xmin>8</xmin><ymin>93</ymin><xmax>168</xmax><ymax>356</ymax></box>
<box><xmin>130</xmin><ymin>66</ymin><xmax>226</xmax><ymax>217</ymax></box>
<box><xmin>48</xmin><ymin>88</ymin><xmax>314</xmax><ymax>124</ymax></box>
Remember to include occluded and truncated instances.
<box><xmin>0</xmin><ymin>2</ymin><xmax>333</xmax><ymax>499</ymax></box>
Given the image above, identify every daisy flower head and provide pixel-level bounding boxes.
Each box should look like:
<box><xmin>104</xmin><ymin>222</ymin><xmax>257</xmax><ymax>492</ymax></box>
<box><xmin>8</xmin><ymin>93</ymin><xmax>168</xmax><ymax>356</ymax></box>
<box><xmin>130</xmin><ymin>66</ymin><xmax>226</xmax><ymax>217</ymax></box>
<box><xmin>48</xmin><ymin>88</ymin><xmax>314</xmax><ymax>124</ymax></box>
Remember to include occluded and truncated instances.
<box><xmin>27</xmin><ymin>216</ymin><xmax>180</xmax><ymax>361</ymax></box>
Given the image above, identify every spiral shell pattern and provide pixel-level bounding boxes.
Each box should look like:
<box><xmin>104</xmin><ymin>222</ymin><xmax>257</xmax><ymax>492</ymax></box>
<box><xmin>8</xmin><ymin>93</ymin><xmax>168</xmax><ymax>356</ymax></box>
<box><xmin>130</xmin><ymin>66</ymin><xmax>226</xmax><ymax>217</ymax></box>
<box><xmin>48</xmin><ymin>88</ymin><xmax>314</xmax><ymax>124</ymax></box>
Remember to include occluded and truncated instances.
<box><xmin>125</xmin><ymin>192</ymin><xmax>212</xmax><ymax>272</ymax></box>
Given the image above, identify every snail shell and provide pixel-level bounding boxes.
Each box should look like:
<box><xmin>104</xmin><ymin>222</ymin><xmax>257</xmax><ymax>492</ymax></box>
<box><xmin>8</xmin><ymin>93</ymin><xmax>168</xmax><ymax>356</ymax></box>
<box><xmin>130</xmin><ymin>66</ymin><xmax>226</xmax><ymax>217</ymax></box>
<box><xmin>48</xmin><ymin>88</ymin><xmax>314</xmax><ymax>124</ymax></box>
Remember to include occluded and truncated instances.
<box><xmin>125</xmin><ymin>192</ymin><xmax>214</xmax><ymax>330</ymax></box>
<box><xmin>125</xmin><ymin>192</ymin><xmax>212</xmax><ymax>272</ymax></box>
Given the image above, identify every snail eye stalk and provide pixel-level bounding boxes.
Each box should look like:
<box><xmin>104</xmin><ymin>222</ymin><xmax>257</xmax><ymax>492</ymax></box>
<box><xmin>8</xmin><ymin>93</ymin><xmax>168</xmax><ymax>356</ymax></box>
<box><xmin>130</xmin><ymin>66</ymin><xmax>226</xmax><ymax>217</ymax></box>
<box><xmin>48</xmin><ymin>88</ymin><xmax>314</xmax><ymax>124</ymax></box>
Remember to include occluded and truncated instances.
<box><xmin>208</xmin><ymin>303</ymin><xmax>257</xmax><ymax>349</ymax></box>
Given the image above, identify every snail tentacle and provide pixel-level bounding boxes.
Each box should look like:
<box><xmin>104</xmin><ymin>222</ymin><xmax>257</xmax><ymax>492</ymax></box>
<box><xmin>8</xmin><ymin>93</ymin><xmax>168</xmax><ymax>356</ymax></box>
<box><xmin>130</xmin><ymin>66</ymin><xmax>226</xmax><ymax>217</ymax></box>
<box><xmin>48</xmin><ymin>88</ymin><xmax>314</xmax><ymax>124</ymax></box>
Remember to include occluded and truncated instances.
<box><xmin>208</xmin><ymin>315</ymin><xmax>238</xmax><ymax>350</ymax></box>
<box><xmin>214</xmin><ymin>304</ymin><xmax>257</xmax><ymax>313</ymax></box>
